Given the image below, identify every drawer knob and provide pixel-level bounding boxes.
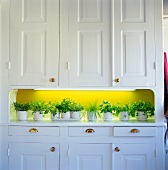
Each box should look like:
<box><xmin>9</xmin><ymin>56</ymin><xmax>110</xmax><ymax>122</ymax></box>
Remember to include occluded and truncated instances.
<box><xmin>50</xmin><ymin>147</ymin><xmax>55</xmax><ymax>152</ymax></box>
<box><xmin>29</xmin><ymin>128</ymin><xmax>38</xmax><ymax>133</ymax></box>
<box><xmin>130</xmin><ymin>129</ymin><xmax>140</xmax><ymax>133</ymax></box>
<box><xmin>115</xmin><ymin>147</ymin><xmax>120</xmax><ymax>152</ymax></box>
<box><xmin>85</xmin><ymin>128</ymin><xmax>95</xmax><ymax>133</ymax></box>
<box><xmin>50</xmin><ymin>78</ymin><xmax>55</xmax><ymax>82</ymax></box>
<box><xmin>114</xmin><ymin>78</ymin><xmax>120</xmax><ymax>83</ymax></box>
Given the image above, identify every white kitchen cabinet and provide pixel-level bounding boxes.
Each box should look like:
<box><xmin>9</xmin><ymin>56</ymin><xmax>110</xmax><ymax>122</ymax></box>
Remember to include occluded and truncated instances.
<box><xmin>8</xmin><ymin>0</ymin><xmax>159</xmax><ymax>87</ymax></box>
<box><xmin>112</xmin><ymin>143</ymin><xmax>156</xmax><ymax>170</ymax></box>
<box><xmin>9</xmin><ymin>143</ymin><xmax>59</xmax><ymax>170</ymax></box>
<box><xmin>68</xmin><ymin>144</ymin><xmax>111</xmax><ymax>170</ymax></box>
<box><xmin>9</xmin><ymin>0</ymin><xmax>59</xmax><ymax>86</ymax></box>
<box><xmin>113</xmin><ymin>0</ymin><xmax>156</xmax><ymax>86</ymax></box>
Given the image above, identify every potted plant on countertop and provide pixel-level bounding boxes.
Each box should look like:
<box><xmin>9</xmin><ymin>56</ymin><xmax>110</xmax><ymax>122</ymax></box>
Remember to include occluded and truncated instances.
<box><xmin>99</xmin><ymin>100</ymin><xmax>112</xmax><ymax>121</ymax></box>
<box><xmin>60</xmin><ymin>98</ymin><xmax>72</xmax><ymax>119</ymax></box>
<box><xmin>85</xmin><ymin>101</ymin><xmax>100</xmax><ymax>122</ymax></box>
<box><xmin>13</xmin><ymin>102</ymin><xmax>30</xmax><ymax>121</ymax></box>
<box><xmin>47</xmin><ymin>101</ymin><xmax>61</xmax><ymax>120</ymax></box>
<box><xmin>30</xmin><ymin>101</ymin><xmax>48</xmax><ymax>121</ymax></box>
<box><xmin>117</xmin><ymin>104</ymin><xmax>129</xmax><ymax>121</ymax></box>
<box><xmin>70</xmin><ymin>100</ymin><xmax>84</xmax><ymax>119</ymax></box>
<box><xmin>132</xmin><ymin>101</ymin><xmax>155</xmax><ymax>121</ymax></box>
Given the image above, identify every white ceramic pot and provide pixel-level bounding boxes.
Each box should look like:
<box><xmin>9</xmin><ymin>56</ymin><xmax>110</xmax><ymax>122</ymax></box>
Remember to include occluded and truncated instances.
<box><xmin>50</xmin><ymin>112</ymin><xmax>60</xmax><ymax>120</ymax></box>
<box><xmin>17</xmin><ymin>111</ymin><xmax>27</xmax><ymax>121</ymax></box>
<box><xmin>71</xmin><ymin>111</ymin><xmax>80</xmax><ymax>119</ymax></box>
<box><xmin>103</xmin><ymin>112</ymin><xmax>112</xmax><ymax>121</ymax></box>
<box><xmin>62</xmin><ymin>111</ymin><xmax>70</xmax><ymax>119</ymax></box>
<box><xmin>137</xmin><ymin>111</ymin><xmax>147</xmax><ymax>121</ymax></box>
<box><xmin>88</xmin><ymin>112</ymin><xmax>96</xmax><ymax>122</ymax></box>
<box><xmin>120</xmin><ymin>111</ymin><xmax>129</xmax><ymax>121</ymax></box>
<box><xmin>34</xmin><ymin>111</ymin><xmax>43</xmax><ymax>121</ymax></box>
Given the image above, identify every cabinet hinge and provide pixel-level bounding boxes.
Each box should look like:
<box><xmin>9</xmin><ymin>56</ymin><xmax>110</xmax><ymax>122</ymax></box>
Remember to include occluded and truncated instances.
<box><xmin>154</xmin><ymin>149</ymin><xmax>156</xmax><ymax>157</ymax></box>
<box><xmin>67</xmin><ymin>62</ymin><xmax>70</xmax><ymax>70</ymax></box>
<box><xmin>8</xmin><ymin>62</ymin><xmax>11</xmax><ymax>70</ymax></box>
<box><xmin>7</xmin><ymin>148</ymin><xmax>10</xmax><ymax>156</ymax></box>
<box><xmin>153</xmin><ymin>62</ymin><xmax>157</xmax><ymax>70</ymax></box>
<box><xmin>67</xmin><ymin>149</ymin><xmax>70</xmax><ymax>157</ymax></box>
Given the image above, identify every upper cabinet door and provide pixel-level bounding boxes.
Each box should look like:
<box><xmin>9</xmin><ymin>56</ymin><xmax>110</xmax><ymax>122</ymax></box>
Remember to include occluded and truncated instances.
<box><xmin>9</xmin><ymin>0</ymin><xmax>59</xmax><ymax>86</ymax></box>
<box><xmin>63</xmin><ymin>0</ymin><xmax>112</xmax><ymax>87</ymax></box>
<box><xmin>113</xmin><ymin>0</ymin><xmax>155</xmax><ymax>86</ymax></box>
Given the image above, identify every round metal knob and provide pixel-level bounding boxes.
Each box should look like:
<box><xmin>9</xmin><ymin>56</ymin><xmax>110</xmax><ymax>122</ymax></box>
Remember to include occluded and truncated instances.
<box><xmin>114</xmin><ymin>147</ymin><xmax>120</xmax><ymax>152</ymax></box>
<box><xmin>50</xmin><ymin>147</ymin><xmax>55</xmax><ymax>152</ymax></box>
<box><xmin>115</xmin><ymin>78</ymin><xmax>120</xmax><ymax>83</ymax></box>
<box><xmin>85</xmin><ymin>128</ymin><xmax>95</xmax><ymax>133</ymax></box>
<box><xmin>49</xmin><ymin>78</ymin><xmax>55</xmax><ymax>82</ymax></box>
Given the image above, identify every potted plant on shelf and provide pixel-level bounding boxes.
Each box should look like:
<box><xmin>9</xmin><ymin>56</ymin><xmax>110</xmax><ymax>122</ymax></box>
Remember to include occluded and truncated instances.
<box><xmin>117</xmin><ymin>104</ymin><xmax>129</xmax><ymax>121</ymax></box>
<box><xmin>60</xmin><ymin>98</ymin><xmax>72</xmax><ymax>119</ymax></box>
<box><xmin>47</xmin><ymin>101</ymin><xmax>61</xmax><ymax>120</ymax></box>
<box><xmin>70</xmin><ymin>100</ymin><xmax>84</xmax><ymax>119</ymax></box>
<box><xmin>13</xmin><ymin>102</ymin><xmax>30</xmax><ymax>121</ymax></box>
<box><xmin>99</xmin><ymin>100</ymin><xmax>112</xmax><ymax>121</ymax></box>
<box><xmin>85</xmin><ymin>101</ymin><xmax>100</xmax><ymax>122</ymax></box>
<box><xmin>30</xmin><ymin>101</ymin><xmax>47</xmax><ymax>121</ymax></box>
<box><xmin>133</xmin><ymin>101</ymin><xmax>155</xmax><ymax>121</ymax></box>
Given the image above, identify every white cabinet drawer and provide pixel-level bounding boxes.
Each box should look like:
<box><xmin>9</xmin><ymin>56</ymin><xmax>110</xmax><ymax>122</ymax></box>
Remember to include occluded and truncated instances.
<box><xmin>9</xmin><ymin>126</ymin><xmax>59</xmax><ymax>136</ymax></box>
<box><xmin>69</xmin><ymin>127</ymin><xmax>112</xmax><ymax>137</ymax></box>
<box><xmin>113</xmin><ymin>127</ymin><xmax>156</xmax><ymax>137</ymax></box>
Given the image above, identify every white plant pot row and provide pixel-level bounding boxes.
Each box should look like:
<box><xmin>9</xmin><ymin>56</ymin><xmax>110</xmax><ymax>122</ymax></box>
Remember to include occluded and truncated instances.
<box><xmin>16</xmin><ymin>111</ymin><xmax>147</xmax><ymax>121</ymax></box>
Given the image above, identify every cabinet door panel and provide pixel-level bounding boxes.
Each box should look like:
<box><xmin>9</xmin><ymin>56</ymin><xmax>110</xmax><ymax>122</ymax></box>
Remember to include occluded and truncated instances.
<box><xmin>69</xmin><ymin>144</ymin><xmax>111</xmax><ymax>170</ymax></box>
<box><xmin>112</xmin><ymin>143</ymin><xmax>156</xmax><ymax>170</ymax></box>
<box><xmin>9</xmin><ymin>143</ymin><xmax>59</xmax><ymax>170</ymax></box>
<box><xmin>64</xmin><ymin>0</ymin><xmax>111</xmax><ymax>87</ymax></box>
<box><xmin>9</xmin><ymin>0</ymin><xmax>59</xmax><ymax>86</ymax></box>
<box><xmin>114</xmin><ymin>0</ymin><xmax>155</xmax><ymax>86</ymax></box>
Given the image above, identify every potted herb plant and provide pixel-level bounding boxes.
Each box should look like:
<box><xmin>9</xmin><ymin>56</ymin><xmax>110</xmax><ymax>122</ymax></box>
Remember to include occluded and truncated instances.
<box><xmin>60</xmin><ymin>98</ymin><xmax>72</xmax><ymax>119</ymax></box>
<box><xmin>13</xmin><ymin>102</ymin><xmax>30</xmax><ymax>121</ymax></box>
<box><xmin>70</xmin><ymin>100</ymin><xmax>84</xmax><ymax>119</ymax></box>
<box><xmin>47</xmin><ymin>101</ymin><xmax>61</xmax><ymax>120</ymax></box>
<box><xmin>118</xmin><ymin>104</ymin><xmax>129</xmax><ymax>121</ymax></box>
<box><xmin>85</xmin><ymin>101</ymin><xmax>100</xmax><ymax>122</ymax></box>
<box><xmin>133</xmin><ymin>101</ymin><xmax>155</xmax><ymax>121</ymax></box>
<box><xmin>30</xmin><ymin>101</ymin><xmax>47</xmax><ymax>121</ymax></box>
<box><xmin>99</xmin><ymin>100</ymin><xmax>112</xmax><ymax>121</ymax></box>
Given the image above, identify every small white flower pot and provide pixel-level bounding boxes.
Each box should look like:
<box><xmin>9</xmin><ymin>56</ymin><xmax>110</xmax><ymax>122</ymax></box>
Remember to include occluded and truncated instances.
<box><xmin>34</xmin><ymin>111</ymin><xmax>43</xmax><ymax>121</ymax></box>
<box><xmin>62</xmin><ymin>111</ymin><xmax>70</xmax><ymax>119</ymax></box>
<box><xmin>17</xmin><ymin>111</ymin><xmax>27</xmax><ymax>121</ymax></box>
<box><xmin>50</xmin><ymin>112</ymin><xmax>60</xmax><ymax>120</ymax></box>
<box><xmin>103</xmin><ymin>112</ymin><xmax>112</xmax><ymax>121</ymax></box>
<box><xmin>71</xmin><ymin>111</ymin><xmax>80</xmax><ymax>119</ymax></box>
<box><xmin>137</xmin><ymin>111</ymin><xmax>147</xmax><ymax>121</ymax></box>
<box><xmin>88</xmin><ymin>112</ymin><xmax>96</xmax><ymax>122</ymax></box>
<box><xmin>120</xmin><ymin>111</ymin><xmax>129</xmax><ymax>121</ymax></box>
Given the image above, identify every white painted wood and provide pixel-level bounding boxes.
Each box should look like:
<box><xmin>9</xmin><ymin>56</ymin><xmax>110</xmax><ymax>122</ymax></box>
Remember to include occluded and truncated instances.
<box><xmin>62</xmin><ymin>0</ymin><xmax>111</xmax><ymax>87</ymax></box>
<box><xmin>113</xmin><ymin>127</ymin><xmax>156</xmax><ymax>136</ymax></box>
<box><xmin>9</xmin><ymin>143</ymin><xmax>59</xmax><ymax>170</ymax></box>
<box><xmin>68</xmin><ymin>144</ymin><xmax>111</xmax><ymax>170</ymax></box>
<box><xmin>112</xmin><ymin>143</ymin><xmax>156</xmax><ymax>170</ymax></box>
<box><xmin>9</xmin><ymin>0</ymin><xmax>59</xmax><ymax>86</ymax></box>
<box><xmin>113</xmin><ymin>0</ymin><xmax>155</xmax><ymax>86</ymax></box>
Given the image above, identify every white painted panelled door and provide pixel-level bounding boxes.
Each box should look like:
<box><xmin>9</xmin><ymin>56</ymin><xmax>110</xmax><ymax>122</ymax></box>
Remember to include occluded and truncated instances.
<box><xmin>9</xmin><ymin>143</ymin><xmax>59</xmax><ymax>170</ymax></box>
<box><xmin>68</xmin><ymin>144</ymin><xmax>111</xmax><ymax>170</ymax></box>
<box><xmin>64</xmin><ymin>0</ymin><xmax>111</xmax><ymax>87</ymax></box>
<box><xmin>112</xmin><ymin>143</ymin><xmax>156</xmax><ymax>170</ymax></box>
<box><xmin>9</xmin><ymin>0</ymin><xmax>59</xmax><ymax>86</ymax></box>
<box><xmin>113</xmin><ymin>0</ymin><xmax>156</xmax><ymax>86</ymax></box>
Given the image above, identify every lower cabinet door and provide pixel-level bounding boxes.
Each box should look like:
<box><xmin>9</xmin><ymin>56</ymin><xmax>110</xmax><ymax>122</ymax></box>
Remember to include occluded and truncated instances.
<box><xmin>68</xmin><ymin>144</ymin><xmax>111</xmax><ymax>170</ymax></box>
<box><xmin>112</xmin><ymin>143</ymin><xmax>156</xmax><ymax>170</ymax></box>
<box><xmin>9</xmin><ymin>143</ymin><xmax>59</xmax><ymax>170</ymax></box>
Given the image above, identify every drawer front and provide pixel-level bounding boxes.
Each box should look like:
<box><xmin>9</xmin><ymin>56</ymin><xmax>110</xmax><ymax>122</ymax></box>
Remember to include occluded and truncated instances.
<box><xmin>69</xmin><ymin>127</ymin><xmax>112</xmax><ymax>137</ymax></box>
<box><xmin>9</xmin><ymin>126</ymin><xmax>59</xmax><ymax>136</ymax></box>
<box><xmin>113</xmin><ymin>127</ymin><xmax>156</xmax><ymax>137</ymax></box>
